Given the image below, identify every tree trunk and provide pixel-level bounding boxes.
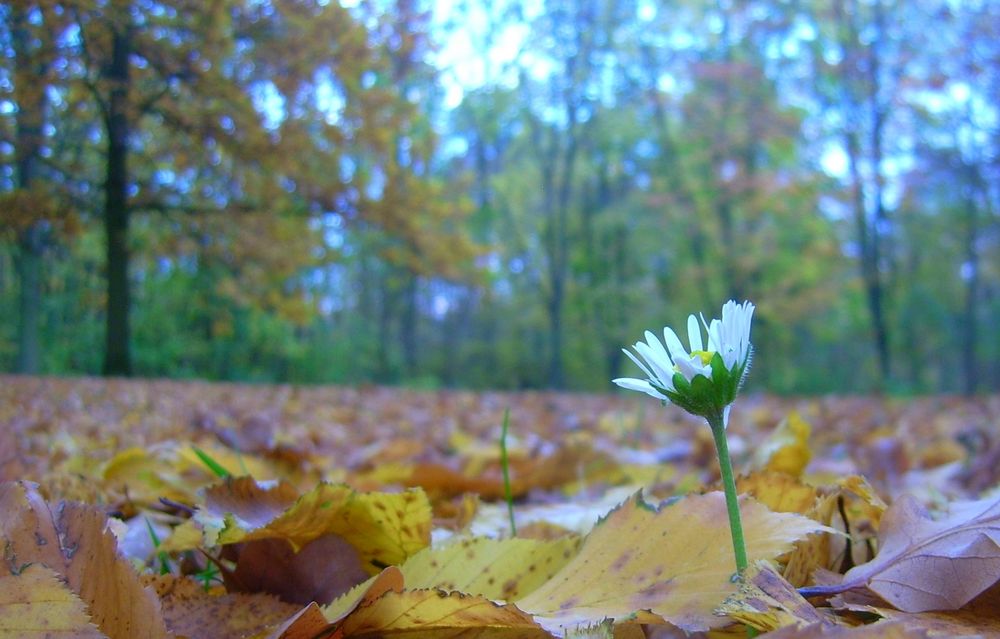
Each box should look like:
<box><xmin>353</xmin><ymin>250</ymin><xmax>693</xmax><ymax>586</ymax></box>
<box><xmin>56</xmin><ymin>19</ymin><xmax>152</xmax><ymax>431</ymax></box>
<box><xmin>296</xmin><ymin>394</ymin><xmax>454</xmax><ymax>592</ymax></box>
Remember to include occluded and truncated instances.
<box><xmin>961</xmin><ymin>165</ymin><xmax>982</xmax><ymax>395</ymax></box>
<box><xmin>12</xmin><ymin>5</ymin><xmax>47</xmax><ymax>375</ymax></box>
<box><xmin>103</xmin><ymin>25</ymin><xmax>133</xmax><ymax>376</ymax></box>
<box><xmin>401</xmin><ymin>274</ymin><xmax>418</xmax><ymax>376</ymax></box>
<box><xmin>15</xmin><ymin>227</ymin><xmax>43</xmax><ymax>374</ymax></box>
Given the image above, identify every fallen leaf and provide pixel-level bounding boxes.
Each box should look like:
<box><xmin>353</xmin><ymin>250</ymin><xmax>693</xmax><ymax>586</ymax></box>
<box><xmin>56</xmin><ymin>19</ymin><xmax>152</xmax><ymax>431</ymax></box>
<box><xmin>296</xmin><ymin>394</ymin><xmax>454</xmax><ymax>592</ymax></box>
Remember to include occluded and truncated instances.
<box><xmin>392</xmin><ymin>535</ymin><xmax>582</xmax><ymax>600</ymax></box>
<box><xmin>761</xmin><ymin>621</ymin><xmax>931</xmax><ymax>638</ymax></box>
<box><xmin>173</xmin><ymin>478</ymin><xmax>432</xmax><ymax>573</ymax></box>
<box><xmin>0</xmin><ymin>481</ymin><xmax>171</xmax><ymax>639</ymax></box>
<box><xmin>806</xmin><ymin>493</ymin><xmax>1000</xmax><ymax>612</ymax></box>
<box><xmin>323</xmin><ymin>566</ymin><xmax>405</xmax><ymax>624</ymax></box>
<box><xmin>145</xmin><ymin>574</ymin><xmax>303</xmax><ymax>639</ymax></box>
<box><xmin>830</xmin><ymin>573</ymin><xmax>1000</xmax><ymax>637</ymax></box>
<box><xmin>516</xmin><ymin>491</ymin><xmax>830</xmax><ymax>634</ymax></box>
<box><xmin>0</xmin><ymin>564</ymin><xmax>105</xmax><ymax>638</ymax></box>
<box><xmin>782</xmin><ymin>475</ymin><xmax>885</xmax><ymax>587</ymax></box>
<box><xmin>737</xmin><ymin>472</ymin><xmax>819</xmax><ymax>516</ymax></box>
<box><xmin>225</xmin><ymin>534</ymin><xmax>369</xmax><ymax>604</ymax></box>
<box><xmin>331</xmin><ymin>589</ymin><xmax>550</xmax><ymax>639</ymax></box>
<box><xmin>717</xmin><ymin>561</ymin><xmax>837</xmax><ymax>633</ymax></box>
<box><xmin>257</xmin><ymin>602</ymin><xmax>331</xmax><ymax>639</ymax></box>
<box><xmin>754</xmin><ymin>412</ymin><xmax>813</xmax><ymax>477</ymax></box>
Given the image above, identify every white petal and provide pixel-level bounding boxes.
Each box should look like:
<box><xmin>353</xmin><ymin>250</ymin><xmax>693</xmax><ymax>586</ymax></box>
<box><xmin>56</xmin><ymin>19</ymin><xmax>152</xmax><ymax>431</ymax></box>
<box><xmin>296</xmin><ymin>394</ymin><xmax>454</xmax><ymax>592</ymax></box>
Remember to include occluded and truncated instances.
<box><xmin>635</xmin><ymin>341</ymin><xmax>676</xmax><ymax>386</ymax></box>
<box><xmin>674</xmin><ymin>354</ymin><xmax>711</xmax><ymax>381</ymax></box>
<box><xmin>613</xmin><ymin>377</ymin><xmax>669</xmax><ymax>399</ymax></box>
<box><xmin>687</xmin><ymin>314</ymin><xmax>703</xmax><ymax>352</ymax></box>
<box><xmin>623</xmin><ymin>347</ymin><xmax>656</xmax><ymax>382</ymax></box>
<box><xmin>662</xmin><ymin>326</ymin><xmax>688</xmax><ymax>362</ymax></box>
<box><xmin>707</xmin><ymin>318</ymin><xmax>722</xmax><ymax>353</ymax></box>
<box><xmin>642</xmin><ymin>331</ymin><xmax>674</xmax><ymax>371</ymax></box>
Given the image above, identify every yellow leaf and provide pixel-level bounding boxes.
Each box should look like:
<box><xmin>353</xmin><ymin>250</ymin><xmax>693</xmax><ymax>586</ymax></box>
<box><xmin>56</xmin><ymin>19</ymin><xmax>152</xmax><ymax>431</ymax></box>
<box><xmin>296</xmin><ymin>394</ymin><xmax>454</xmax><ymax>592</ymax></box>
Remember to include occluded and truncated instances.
<box><xmin>332</xmin><ymin>589</ymin><xmax>549</xmax><ymax>639</ymax></box>
<box><xmin>185</xmin><ymin>478</ymin><xmax>431</xmax><ymax>572</ymax></box>
<box><xmin>717</xmin><ymin>561</ymin><xmax>838</xmax><ymax>632</ymax></box>
<box><xmin>394</xmin><ymin>536</ymin><xmax>582</xmax><ymax>600</ymax></box>
<box><xmin>0</xmin><ymin>564</ymin><xmax>105</xmax><ymax>638</ymax></box>
<box><xmin>516</xmin><ymin>492</ymin><xmax>831</xmax><ymax>634</ymax></box>
<box><xmin>754</xmin><ymin>412</ymin><xmax>812</xmax><ymax>477</ymax></box>
<box><xmin>324</xmin><ymin>566</ymin><xmax>405</xmax><ymax>624</ymax></box>
<box><xmin>737</xmin><ymin>472</ymin><xmax>819</xmax><ymax>515</ymax></box>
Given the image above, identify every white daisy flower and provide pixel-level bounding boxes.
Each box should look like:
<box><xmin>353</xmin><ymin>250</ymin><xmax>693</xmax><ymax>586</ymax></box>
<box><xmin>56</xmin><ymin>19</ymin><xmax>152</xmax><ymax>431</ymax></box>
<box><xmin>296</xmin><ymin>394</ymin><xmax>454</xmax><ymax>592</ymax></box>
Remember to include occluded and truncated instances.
<box><xmin>613</xmin><ymin>300</ymin><xmax>755</xmax><ymax>420</ymax></box>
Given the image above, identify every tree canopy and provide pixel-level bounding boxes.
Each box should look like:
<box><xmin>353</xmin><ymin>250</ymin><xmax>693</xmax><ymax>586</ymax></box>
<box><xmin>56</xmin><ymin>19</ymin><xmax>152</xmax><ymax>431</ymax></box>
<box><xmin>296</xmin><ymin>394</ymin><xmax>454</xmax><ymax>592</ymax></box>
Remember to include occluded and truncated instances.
<box><xmin>1</xmin><ymin>0</ymin><xmax>997</xmax><ymax>393</ymax></box>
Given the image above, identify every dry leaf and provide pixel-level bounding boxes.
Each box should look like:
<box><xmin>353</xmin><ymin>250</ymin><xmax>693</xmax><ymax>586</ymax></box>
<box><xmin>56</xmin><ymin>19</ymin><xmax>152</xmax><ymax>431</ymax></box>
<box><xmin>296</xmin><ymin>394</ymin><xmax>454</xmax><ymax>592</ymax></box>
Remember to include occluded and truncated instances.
<box><xmin>224</xmin><ymin>534</ymin><xmax>369</xmax><ymax>605</ymax></box>
<box><xmin>392</xmin><ymin>535</ymin><xmax>582</xmax><ymax>600</ymax></box>
<box><xmin>0</xmin><ymin>563</ymin><xmax>106</xmax><ymax>638</ymax></box>
<box><xmin>761</xmin><ymin>621</ymin><xmax>931</xmax><ymax>638</ymax></box>
<box><xmin>516</xmin><ymin>491</ymin><xmax>830</xmax><ymax>634</ymax></box>
<box><xmin>323</xmin><ymin>566</ymin><xmax>405</xmax><ymax>624</ymax></box>
<box><xmin>830</xmin><ymin>567</ymin><xmax>1000</xmax><ymax>637</ymax></box>
<box><xmin>174</xmin><ymin>478</ymin><xmax>431</xmax><ymax>573</ymax></box>
<box><xmin>717</xmin><ymin>561</ymin><xmax>837</xmax><ymax>633</ymax></box>
<box><xmin>809</xmin><ymin>493</ymin><xmax>1000</xmax><ymax>612</ymax></box>
<box><xmin>0</xmin><ymin>481</ymin><xmax>171</xmax><ymax>639</ymax></box>
<box><xmin>753</xmin><ymin>412</ymin><xmax>813</xmax><ymax>477</ymax></box>
<box><xmin>737</xmin><ymin>472</ymin><xmax>819</xmax><ymax>516</ymax></box>
<box><xmin>145</xmin><ymin>574</ymin><xmax>303</xmax><ymax>639</ymax></box>
<box><xmin>331</xmin><ymin>589</ymin><xmax>550</xmax><ymax>639</ymax></box>
<box><xmin>257</xmin><ymin>602</ymin><xmax>331</xmax><ymax>639</ymax></box>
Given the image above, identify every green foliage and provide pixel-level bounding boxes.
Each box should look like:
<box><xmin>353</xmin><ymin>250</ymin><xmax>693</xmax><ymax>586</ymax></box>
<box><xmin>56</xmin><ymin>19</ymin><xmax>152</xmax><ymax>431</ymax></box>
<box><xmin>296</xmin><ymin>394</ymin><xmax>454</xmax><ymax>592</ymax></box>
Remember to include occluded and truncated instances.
<box><xmin>0</xmin><ymin>0</ymin><xmax>997</xmax><ymax>393</ymax></box>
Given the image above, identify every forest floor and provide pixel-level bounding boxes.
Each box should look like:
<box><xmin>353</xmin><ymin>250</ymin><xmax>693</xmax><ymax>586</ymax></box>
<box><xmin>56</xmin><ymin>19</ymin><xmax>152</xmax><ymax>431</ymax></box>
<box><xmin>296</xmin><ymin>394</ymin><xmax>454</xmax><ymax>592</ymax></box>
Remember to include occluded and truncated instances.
<box><xmin>2</xmin><ymin>375</ymin><xmax>1000</xmax><ymax>638</ymax></box>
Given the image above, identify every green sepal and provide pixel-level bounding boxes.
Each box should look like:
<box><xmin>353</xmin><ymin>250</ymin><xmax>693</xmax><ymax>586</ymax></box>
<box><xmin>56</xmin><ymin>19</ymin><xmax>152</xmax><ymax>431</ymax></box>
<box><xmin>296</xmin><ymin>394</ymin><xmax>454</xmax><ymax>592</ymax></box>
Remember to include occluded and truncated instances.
<box><xmin>710</xmin><ymin>352</ymin><xmax>735</xmax><ymax>405</ymax></box>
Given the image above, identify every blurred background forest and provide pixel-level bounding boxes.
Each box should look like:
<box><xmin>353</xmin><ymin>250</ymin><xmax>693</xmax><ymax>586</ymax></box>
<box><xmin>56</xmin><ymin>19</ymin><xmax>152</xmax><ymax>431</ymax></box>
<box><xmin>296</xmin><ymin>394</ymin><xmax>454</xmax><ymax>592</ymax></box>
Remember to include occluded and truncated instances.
<box><xmin>0</xmin><ymin>0</ymin><xmax>997</xmax><ymax>394</ymax></box>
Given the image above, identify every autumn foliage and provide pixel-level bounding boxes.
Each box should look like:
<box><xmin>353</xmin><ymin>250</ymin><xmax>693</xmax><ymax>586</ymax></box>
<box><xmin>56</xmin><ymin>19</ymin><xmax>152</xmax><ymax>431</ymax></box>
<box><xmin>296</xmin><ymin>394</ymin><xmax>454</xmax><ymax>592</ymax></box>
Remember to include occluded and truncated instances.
<box><xmin>1</xmin><ymin>376</ymin><xmax>999</xmax><ymax>637</ymax></box>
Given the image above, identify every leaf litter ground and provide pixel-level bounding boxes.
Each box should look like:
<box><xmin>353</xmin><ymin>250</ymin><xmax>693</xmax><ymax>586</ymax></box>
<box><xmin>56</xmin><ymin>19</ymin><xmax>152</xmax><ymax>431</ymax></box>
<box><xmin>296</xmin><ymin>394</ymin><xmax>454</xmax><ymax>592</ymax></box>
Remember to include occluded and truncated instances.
<box><xmin>2</xmin><ymin>375</ymin><xmax>1000</xmax><ymax>638</ymax></box>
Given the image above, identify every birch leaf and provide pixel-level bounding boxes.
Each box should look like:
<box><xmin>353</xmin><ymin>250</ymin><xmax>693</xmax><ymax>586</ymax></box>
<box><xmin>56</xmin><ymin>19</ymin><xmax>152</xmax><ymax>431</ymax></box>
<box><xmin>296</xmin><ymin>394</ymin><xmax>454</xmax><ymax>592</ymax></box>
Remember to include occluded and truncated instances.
<box><xmin>332</xmin><ymin>589</ymin><xmax>550</xmax><ymax>639</ymax></box>
<box><xmin>516</xmin><ymin>492</ymin><xmax>830</xmax><ymax>634</ymax></box>
<box><xmin>396</xmin><ymin>536</ymin><xmax>582</xmax><ymax>600</ymax></box>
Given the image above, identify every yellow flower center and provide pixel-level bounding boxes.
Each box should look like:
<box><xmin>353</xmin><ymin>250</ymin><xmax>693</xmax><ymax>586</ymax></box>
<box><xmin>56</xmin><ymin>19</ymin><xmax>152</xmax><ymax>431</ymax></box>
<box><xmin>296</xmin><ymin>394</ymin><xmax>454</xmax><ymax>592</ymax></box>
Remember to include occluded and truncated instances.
<box><xmin>691</xmin><ymin>350</ymin><xmax>715</xmax><ymax>365</ymax></box>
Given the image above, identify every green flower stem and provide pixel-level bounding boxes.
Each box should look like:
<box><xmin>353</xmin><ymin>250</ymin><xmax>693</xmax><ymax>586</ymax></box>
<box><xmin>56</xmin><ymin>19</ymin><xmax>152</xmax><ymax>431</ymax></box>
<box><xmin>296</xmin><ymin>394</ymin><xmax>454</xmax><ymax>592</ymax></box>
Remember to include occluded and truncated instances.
<box><xmin>707</xmin><ymin>411</ymin><xmax>749</xmax><ymax>577</ymax></box>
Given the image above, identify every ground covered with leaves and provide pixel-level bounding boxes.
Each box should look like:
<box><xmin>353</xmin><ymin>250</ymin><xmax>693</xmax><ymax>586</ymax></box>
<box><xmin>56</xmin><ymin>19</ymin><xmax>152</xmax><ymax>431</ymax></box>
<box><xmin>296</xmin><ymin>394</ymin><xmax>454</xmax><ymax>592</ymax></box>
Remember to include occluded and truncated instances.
<box><xmin>2</xmin><ymin>376</ymin><xmax>1000</xmax><ymax>638</ymax></box>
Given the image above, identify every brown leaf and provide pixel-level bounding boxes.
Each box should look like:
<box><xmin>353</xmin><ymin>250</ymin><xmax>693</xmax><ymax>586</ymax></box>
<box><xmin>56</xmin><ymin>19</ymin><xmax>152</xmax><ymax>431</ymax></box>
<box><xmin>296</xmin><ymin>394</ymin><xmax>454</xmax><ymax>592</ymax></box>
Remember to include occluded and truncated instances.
<box><xmin>717</xmin><ymin>561</ymin><xmax>838</xmax><ymax>633</ymax></box>
<box><xmin>225</xmin><ymin>534</ymin><xmax>369</xmax><ymax>605</ymax></box>
<box><xmin>831</xmin><ymin>578</ymin><xmax>1000</xmax><ymax>638</ymax></box>
<box><xmin>808</xmin><ymin>493</ymin><xmax>1000</xmax><ymax>612</ymax></box>
<box><xmin>259</xmin><ymin>602</ymin><xmax>331</xmax><ymax>639</ymax></box>
<box><xmin>0</xmin><ymin>481</ymin><xmax>171</xmax><ymax>639</ymax></box>
<box><xmin>146</xmin><ymin>574</ymin><xmax>302</xmax><ymax>639</ymax></box>
<box><xmin>762</xmin><ymin>621</ymin><xmax>931</xmax><ymax>638</ymax></box>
